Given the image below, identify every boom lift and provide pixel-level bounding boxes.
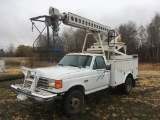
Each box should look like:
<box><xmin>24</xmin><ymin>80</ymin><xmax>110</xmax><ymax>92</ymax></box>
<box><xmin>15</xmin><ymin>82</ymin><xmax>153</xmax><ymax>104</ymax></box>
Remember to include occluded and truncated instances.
<box><xmin>31</xmin><ymin>7</ymin><xmax>126</xmax><ymax>57</ymax></box>
<box><xmin>11</xmin><ymin>6</ymin><xmax>138</xmax><ymax>116</ymax></box>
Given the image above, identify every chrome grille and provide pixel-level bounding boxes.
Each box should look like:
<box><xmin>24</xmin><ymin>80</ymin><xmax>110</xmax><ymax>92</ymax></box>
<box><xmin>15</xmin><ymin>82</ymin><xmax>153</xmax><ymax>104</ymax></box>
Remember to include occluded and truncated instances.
<box><xmin>37</xmin><ymin>78</ymin><xmax>49</xmax><ymax>89</ymax></box>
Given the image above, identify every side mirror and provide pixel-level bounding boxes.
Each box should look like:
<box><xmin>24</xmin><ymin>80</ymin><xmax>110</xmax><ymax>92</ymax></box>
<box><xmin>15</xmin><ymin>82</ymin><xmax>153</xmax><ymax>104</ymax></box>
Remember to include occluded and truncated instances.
<box><xmin>108</xmin><ymin>30</ymin><xmax>115</xmax><ymax>46</ymax></box>
<box><xmin>106</xmin><ymin>63</ymin><xmax>111</xmax><ymax>70</ymax></box>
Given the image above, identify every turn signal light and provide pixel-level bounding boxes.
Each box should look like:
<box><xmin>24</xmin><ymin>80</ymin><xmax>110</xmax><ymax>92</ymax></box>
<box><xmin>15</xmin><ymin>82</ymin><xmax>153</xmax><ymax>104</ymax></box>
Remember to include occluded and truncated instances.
<box><xmin>55</xmin><ymin>80</ymin><xmax>62</xmax><ymax>89</ymax></box>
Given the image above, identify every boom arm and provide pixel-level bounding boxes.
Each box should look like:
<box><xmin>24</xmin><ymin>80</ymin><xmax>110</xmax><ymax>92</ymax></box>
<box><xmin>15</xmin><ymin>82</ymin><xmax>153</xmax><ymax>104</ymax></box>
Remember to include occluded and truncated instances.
<box><xmin>48</xmin><ymin>6</ymin><xmax>111</xmax><ymax>33</ymax></box>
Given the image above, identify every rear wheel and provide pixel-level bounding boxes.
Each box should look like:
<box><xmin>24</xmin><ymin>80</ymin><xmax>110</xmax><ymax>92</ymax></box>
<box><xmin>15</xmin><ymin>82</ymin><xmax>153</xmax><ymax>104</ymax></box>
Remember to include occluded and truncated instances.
<box><xmin>62</xmin><ymin>90</ymin><xmax>84</xmax><ymax>116</ymax></box>
<box><xmin>122</xmin><ymin>77</ymin><xmax>132</xmax><ymax>94</ymax></box>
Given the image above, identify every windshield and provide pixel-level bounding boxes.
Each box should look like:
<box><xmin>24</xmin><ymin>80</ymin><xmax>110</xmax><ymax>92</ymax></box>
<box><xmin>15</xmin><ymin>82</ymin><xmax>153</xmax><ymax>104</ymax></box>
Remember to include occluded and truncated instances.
<box><xmin>58</xmin><ymin>55</ymin><xmax>92</xmax><ymax>68</ymax></box>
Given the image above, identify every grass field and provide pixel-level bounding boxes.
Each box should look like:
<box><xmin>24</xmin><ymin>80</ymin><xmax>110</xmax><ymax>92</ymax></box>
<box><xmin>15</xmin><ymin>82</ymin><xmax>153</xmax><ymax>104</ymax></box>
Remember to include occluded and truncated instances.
<box><xmin>0</xmin><ymin>70</ymin><xmax>159</xmax><ymax>120</ymax></box>
<box><xmin>0</xmin><ymin>61</ymin><xmax>56</xmax><ymax>77</ymax></box>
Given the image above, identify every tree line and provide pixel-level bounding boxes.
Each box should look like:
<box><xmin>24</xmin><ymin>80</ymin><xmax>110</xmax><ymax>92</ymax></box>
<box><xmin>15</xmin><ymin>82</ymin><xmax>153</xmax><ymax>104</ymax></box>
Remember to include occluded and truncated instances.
<box><xmin>119</xmin><ymin>13</ymin><xmax>160</xmax><ymax>63</ymax></box>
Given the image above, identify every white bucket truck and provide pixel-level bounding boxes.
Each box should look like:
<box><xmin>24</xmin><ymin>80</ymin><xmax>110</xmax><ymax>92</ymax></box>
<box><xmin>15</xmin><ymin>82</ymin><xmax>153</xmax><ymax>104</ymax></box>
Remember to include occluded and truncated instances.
<box><xmin>11</xmin><ymin>7</ymin><xmax>138</xmax><ymax>116</ymax></box>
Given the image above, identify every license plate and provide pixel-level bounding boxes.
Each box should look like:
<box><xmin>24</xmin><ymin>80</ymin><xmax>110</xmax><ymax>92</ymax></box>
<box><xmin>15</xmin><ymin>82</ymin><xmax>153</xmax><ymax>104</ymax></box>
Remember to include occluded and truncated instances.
<box><xmin>17</xmin><ymin>93</ymin><xmax>27</xmax><ymax>101</ymax></box>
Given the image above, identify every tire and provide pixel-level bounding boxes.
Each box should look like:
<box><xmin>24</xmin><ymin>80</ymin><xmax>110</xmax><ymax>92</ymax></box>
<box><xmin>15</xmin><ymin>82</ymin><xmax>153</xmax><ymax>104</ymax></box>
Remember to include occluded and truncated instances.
<box><xmin>62</xmin><ymin>90</ymin><xmax>84</xmax><ymax>117</ymax></box>
<box><xmin>117</xmin><ymin>84</ymin><xmax>123</xmax><ymax>92</ymax></box>
<box><xmin>122</xmin><ymin>77</ymin><xmax>132</xmax><ymax>94</ymax></box>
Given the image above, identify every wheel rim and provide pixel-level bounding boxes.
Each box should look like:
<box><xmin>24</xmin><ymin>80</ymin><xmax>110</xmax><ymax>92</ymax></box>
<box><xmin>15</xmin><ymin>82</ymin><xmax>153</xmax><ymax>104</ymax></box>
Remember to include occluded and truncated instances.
<box><xmin>69</xmin><ymin>97</ymin><xmax>80</xmax><ymax>112</ymax></box>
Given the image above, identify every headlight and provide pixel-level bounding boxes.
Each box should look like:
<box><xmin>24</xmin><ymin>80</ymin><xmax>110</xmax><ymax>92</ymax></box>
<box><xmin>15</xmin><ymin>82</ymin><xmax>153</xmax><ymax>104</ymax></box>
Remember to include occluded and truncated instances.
<box><xmin>48</xmin><ymin>80</ymin><xmax>62</xmax><ymax>89</ymax></box>
<box><xmin>48</xmin><ymin>80</ymin><xmax>55</xmax><ymax>88</ymax></box>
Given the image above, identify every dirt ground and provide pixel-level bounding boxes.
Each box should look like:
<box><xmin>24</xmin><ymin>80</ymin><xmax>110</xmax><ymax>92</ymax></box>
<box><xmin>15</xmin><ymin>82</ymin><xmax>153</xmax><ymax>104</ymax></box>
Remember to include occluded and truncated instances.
<box><xmin>0</xmin><ymin>70</ymin><xmax>160</xmax><ymax>120</ymax></box>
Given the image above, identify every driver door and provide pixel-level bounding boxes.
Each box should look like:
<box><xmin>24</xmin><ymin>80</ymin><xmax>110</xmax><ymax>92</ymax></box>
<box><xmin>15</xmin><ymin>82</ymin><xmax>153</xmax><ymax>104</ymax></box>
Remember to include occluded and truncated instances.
<box><xmin>90</xmin><ymin>56</ymin><xmax>110</xmax><ymax>89</ymax></box>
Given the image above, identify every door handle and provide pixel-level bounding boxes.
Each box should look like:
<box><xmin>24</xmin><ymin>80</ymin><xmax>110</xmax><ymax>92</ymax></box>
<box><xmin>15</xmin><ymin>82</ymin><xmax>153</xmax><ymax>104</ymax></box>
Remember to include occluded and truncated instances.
<box><xmin>84</xmin><ymin>80</ymin><xmax>88</xmax><ymax>83</ymax></box>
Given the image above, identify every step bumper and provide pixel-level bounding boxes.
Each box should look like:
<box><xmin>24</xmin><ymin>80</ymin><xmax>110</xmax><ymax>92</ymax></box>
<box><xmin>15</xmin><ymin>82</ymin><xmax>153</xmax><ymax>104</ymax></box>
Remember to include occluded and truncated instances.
<box><xmin>11</xmin><ymin>84</ymin><xmax>57</xmax><ymax>103</ymax></box>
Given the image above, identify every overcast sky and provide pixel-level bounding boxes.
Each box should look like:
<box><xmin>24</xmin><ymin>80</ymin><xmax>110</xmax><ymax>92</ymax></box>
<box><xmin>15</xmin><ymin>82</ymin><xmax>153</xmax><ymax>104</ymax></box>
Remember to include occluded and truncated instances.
<box><xmin>0</xmin><ymin>0</ymin><xmax>160</xmax><ymax>50</ymax></box>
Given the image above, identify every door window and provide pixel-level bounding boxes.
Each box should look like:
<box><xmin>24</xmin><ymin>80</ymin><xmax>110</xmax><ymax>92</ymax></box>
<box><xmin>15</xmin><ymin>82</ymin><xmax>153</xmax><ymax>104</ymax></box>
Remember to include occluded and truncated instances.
<box><xmin>93</xmin><ymin>56</ymin><xmax>105</xmax><ymax>69</ymax></box>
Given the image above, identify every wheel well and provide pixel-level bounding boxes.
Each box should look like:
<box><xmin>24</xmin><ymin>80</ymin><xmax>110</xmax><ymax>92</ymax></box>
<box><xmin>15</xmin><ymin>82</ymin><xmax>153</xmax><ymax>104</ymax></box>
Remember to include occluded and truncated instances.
<box><xmin>126</xmin><ymin>73</ymin><xmax>135</xmax><ymax>87</ymax></box>
<box><xmin>68</xmin><ymin>85</ymin><xmax>85</xmax><ymax>94</ymax></box>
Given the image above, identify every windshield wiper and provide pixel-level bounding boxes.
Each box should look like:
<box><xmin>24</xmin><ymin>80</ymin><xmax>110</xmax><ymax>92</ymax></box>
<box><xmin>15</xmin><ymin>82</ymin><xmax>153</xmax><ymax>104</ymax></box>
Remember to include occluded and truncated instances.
<box><xmin>58</xmin><ymin>63</ymin><xmax>63</xmax><ymax>66</ymax></box>
<box><xmin>69</xmin><ymin>64</ymin><xmax>81</xmax><ymax>69</ymax></box>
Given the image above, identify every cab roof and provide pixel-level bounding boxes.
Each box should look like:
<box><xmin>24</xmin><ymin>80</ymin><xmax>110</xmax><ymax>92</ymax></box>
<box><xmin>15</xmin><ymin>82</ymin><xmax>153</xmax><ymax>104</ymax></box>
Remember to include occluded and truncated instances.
<box><xmin>67</xmin><ymin>52</ymin><xmax>104</xmax><ymax>56</ymax></box>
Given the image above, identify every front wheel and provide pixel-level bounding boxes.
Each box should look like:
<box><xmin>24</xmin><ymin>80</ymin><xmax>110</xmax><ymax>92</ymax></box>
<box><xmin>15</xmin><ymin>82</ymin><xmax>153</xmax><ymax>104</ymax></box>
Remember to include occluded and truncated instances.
<box><xmin>62</xmin><ymin>90</ymin><xmax>84</xmax><ymax>116</ymax></box>
<box><xmin>122</xmin><ymin>77</ymin><xmax>133</xmax><ymax>94</ymax></box>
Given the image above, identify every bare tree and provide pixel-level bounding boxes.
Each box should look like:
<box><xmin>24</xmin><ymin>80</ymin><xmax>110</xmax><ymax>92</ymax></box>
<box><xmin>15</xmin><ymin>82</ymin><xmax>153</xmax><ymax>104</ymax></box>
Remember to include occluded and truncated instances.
<box><xmin>7</xmin><ymin>43</ymin><xmax>15</xmax><ymax>57</ymax></box>
<box><xmin>119</xmin><ymin>21</ymin><xmax>138</xmax><ymax>55</ymax></box>
<box><xmin>0</xmin><ymin>49</ymin><xmax>5</xmax><ymax>57</ymax></box>
<box><xmin>60</xmin><ymin>27</ymin><xmax>96</xmax><ymax>52</ymax></box>
<box><xmin>60</xmin><ymin>27</ymin><xmax>76</xmax><ymax>51</ymax></box>
<box><xmin>147</xmin><ymin>13</ymin><xmax>160</xmax><ymax>62</ymax></box>
<box><xmin>137</xmin><ymin>26</ymin><xmax>149</xmax><ymax>57</ymax></box>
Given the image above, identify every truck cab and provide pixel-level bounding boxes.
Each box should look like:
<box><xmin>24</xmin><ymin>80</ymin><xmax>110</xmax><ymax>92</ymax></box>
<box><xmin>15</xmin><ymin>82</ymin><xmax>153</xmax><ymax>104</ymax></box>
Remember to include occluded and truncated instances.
<box><xmin>11</xmin><ymin>53</ymin><xmax>110</xmax><ymax>100</ymax></box>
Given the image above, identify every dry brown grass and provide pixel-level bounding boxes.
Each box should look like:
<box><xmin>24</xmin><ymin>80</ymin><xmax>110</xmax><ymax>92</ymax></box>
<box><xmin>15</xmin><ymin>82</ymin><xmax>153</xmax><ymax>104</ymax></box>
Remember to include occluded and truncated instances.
<box><xmin>0</xmin><ymin>57</ymin><xmax>57</xmax><ymax>77</ymax></box>
<box><xmin>2</xmin><ymin>57</ymin><xmax>28</xmax><ymax>66</ymax></box>
<box><xmin>0</xmin><ymin>61</ymin><xmax>57</xmax><ymax>77</ymax></box>
<box><xmin>0</xmin><ymin>66</ymin><xmax>22</xmax><ymax>77</ymax></box>
<box><xmin>139</xmin><ymin>63</ymin><xmax>160</xmax><ymax>71</ymax></box>
<box><xmin>1</xmin><ymin>57</ymin><xmax>57</xmax><ymax>68</ymax></box>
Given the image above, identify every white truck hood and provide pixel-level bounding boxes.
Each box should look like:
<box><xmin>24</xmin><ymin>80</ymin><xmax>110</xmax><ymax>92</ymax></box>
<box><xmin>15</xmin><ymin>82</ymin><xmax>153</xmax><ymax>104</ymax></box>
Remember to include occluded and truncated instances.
<box><xmin>34</xmin><ymin>66</ymin><xmax>87</xmax><ymax>79</ymax></box>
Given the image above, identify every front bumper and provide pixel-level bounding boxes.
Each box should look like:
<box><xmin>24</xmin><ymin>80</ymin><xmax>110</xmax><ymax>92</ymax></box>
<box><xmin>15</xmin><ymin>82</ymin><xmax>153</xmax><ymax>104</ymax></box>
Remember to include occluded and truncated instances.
<box><xmin>11</xmin><ymin>84</ymin><xmax>57</xmax><ymax>103</ymax></box>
